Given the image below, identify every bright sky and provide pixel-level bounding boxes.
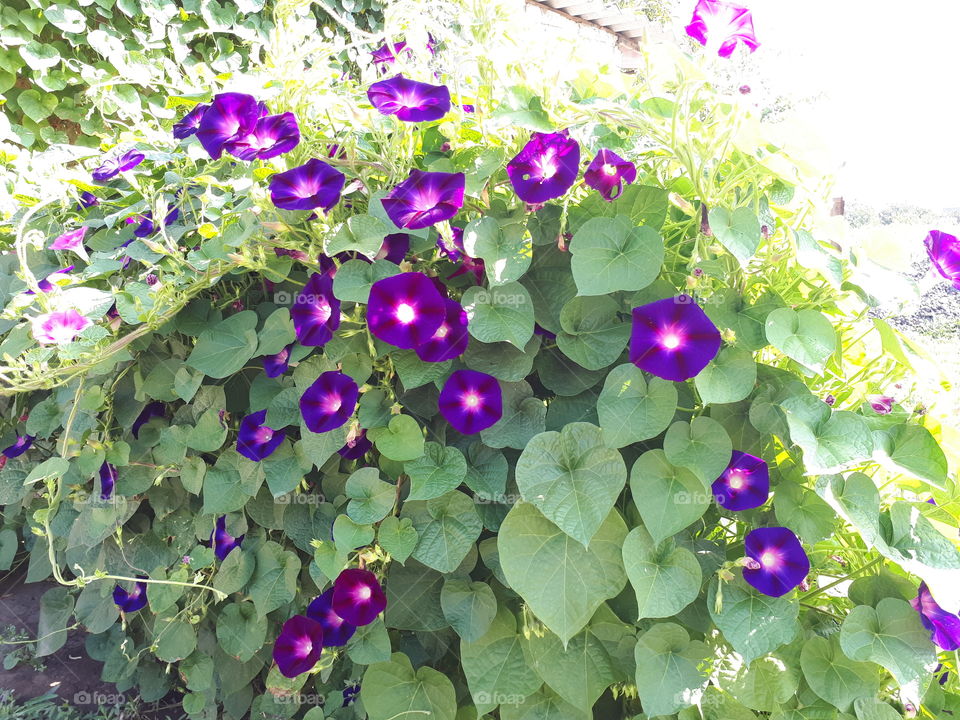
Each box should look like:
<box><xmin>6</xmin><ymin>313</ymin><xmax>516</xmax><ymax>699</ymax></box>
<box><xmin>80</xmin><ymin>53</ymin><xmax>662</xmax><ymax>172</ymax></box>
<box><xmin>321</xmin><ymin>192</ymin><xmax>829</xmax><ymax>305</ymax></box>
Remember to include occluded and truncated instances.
<box><xmin>718</xmin><ymin>0</ymin><xmax>960</xmax><ymax>208</ymax></box>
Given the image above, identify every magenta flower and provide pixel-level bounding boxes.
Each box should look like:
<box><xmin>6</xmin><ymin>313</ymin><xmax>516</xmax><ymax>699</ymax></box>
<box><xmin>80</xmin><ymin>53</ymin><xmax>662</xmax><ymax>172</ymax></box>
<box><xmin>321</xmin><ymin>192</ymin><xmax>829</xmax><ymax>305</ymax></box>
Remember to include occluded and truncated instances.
<box><xmin>210</xmin><ymin>516</ymin><xmax>244</xmax><ymax>561</ymax></box>
<box><xmin>49</xmin><ymin>227</ymin><xmax>88</xmax><ymax>260</ymax></box>
<box><xmin>368</xmin><ymin>75</ymin><xmax>451</xmax><ymax>122</ymax></box>
<box><xmin>742</xmin><ymin>527</ymin><xmax>809</xmax><ymax>597</ymax></box>
<box><xmin>415</xmin><ymin>299</ymin><xmax>469</xmax><ymax>362</ymax></box>
<box><xmin>925</xmin><ymin>230</ymin><xmax>960</xmax><ymax>289</ymax></box>
<box><xmin>372</xmin><ymin>41</ymin><xmax>408</xmax><ymax>66</ymax></box>
<box><xmin>196</xmin><ymin>92</ymin><xmax>261</xmax><ymax>159</ymax></box>
<box><xmin>685</xmin><ymin>0</ymin><xmax>760</xmax><ymax>58</ymax></box>
<box><xmin>2</xmin><ymin>435</ymin><xmax>34</xmax><ymax>459</ymax></box>
<box><xmin>912</xmin><ymin>582</ymin><xmax>960</xmax><ymax>651</ymax></box>
<box><xmin>291</xmin><ymin>273</ymin><xmax>341</xmax><ymax>347</ymax></box>
<box><xmin>91</xmin><ymin>149</ymin><xmax>144</xmax><ymax>182</ymax></box>
<box><xmin>32</xmin><ymin>310</ymin><xmax>93</xmax><ymax>345</ymax></box>
<box><xmin>367</xmin><ymin>272</ymin><xmax>446</xmax><ymax>349</ymax></box>
<box><xmin>237</xmin><ymin>409</ymin><xmax>286</xmax><ymax>461</ymax></box>
<box><xmin>173</xmin><ymin>103</ymin><xmax>209</xmax><ymax>139</ymax></box>
<box><xmin>270</xmin><ymin>158</ymin><xmax>345</xmax><ymax>212</ymax></box>
<box><xmin>438</xmin><ymin>369</ymin><xmax>502</xmax><ymax>435</ymax></box>
<box><xmin>868</xmin><ymin>395</ymin><xmax>895</xmax><ymax>415</ymax></box>
<box><xmin>382</xmin><ymin>170</ymin><xmax>465</xmax><ymax>230</ymax></box>
<box><xmin>307</xmin><ymin>588</ymin><xmax>357</xmax><ymax>646</ymax></box>
<box><xmin>98</xmin><ymin>462</ymin><xmax>117</xmax><ymax>500</ymax></box>
<box><xmin>113</xmin><ymin>578</ymin><xmax>148</xmax><ymax>613</ymax></box>
<box><xmin>273</xmin><ymin>615</ymin><xmax>324</xmax><ymax>678</ymax></box>
<box><xmin>264</xmin><ymin>345</ymin><xmax>292</xmax><ymax>378</ymax></box>
<box><xmin>377</xmin><ymin>233</ymin><xmax>411</xmax><ymax>264</ymax></box>
<box><xmin>584</xmin><ymin>149</ymin><xmax>637</xmax><ymax>202</ymax></box>
<box><xmin>132</xmin><ymin>401</ymin><xmax>166</xmax><ymax>439</ymax></box>
<box><xmin>331</xmin><ymin>568</ymin><xmax>387</xmax><ymax>627</ymax></box>
<box><xmin>338</xmin><ymin>429</ymin><xmax>372</xmax><ymax>459</ymax></box>
<box><xmin>712</xmin><ymin>451</ymin><xmax>769</xmax><ymax>510</ymax></box>
<box><xmin>629</xmin><ymin>296</ymin><xmax>721</xmax><ymax>382</ymax></box>
<box><xmin>300</xmin><ymin>371</ymin><xmax>358</xmax><ymax>433</ymax></box>
<box><xmin>507</xmin><ymin>131</ymin><xmax>581</xmax><ymax>204</ymax></box>
<box><xmin>224</xmin><ymin>112</ymin><xmax>301</xmax><ymax>161</ymax></box>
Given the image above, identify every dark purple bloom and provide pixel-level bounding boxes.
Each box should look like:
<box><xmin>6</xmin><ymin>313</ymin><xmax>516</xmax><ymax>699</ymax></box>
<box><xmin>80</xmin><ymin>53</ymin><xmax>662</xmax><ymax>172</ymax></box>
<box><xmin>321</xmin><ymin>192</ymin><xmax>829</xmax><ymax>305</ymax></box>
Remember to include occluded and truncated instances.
<box><xmin>377</xmin><ymin>233</ymin><xmax>410</xmax><ymax>264</ymax></box>
<box><xmin>306</xmin><ymin>588</ymin><xmax>357</xmax><ymax>646</ymax></box>
<box><xmin>507</xmin><ymin>131</ymin><xmax>581</xmax><ymax>204</ymax></box>
<box><xmin>300</xmin><ymin>371</ymin><xmax>358</xmax><ymax>433</ymax></box>
<box><xmin>912</xmin><ymin>582</ymin><xmax>960</xmax><ymax>651</ymax></box>
<box><xmin>371</xmin><ymin>41</ymin><xmax>408</xmax><ymax>66</ymax></box>
<box><xmin>91</xmin><ymin>149</ymin><xmax>145</xmax><ymax>182</ymax></box>
<box><xmin>113</xmin><ymin>578</ymin><xmax>148</xmax><ymax>613</ymax></box>
<box><xmin>367</xmin><ymin>272</ymin><xmax>446</xmax><ymax>349</ymax></box>
<box><xmin>2</xmin><ymin>435</ymin><xmax>34</xmax><ymax>459</ymax></box>
<box><xmin>367</xmin><ymin>75</ymin><xmax>451</xmax><ymax>122</ymax></box>
<box><xmin>196</xmin><ymin>92</ymin><xmax>261</xmax><ymax>160</ymax></box>
<box><xmin>685</xmin><ymin>0</ymin><xmax>759</xmax><ymax>57</ymax></box>
<box><xmin>291</xmin><ymin>273</ymin><xmax>341</xmax><ymax>347</ymax></box>
<box><xmin>173</xmin><ymin>103</ymin><xmax>209</xmax><ymax>139</ymax></box>
<box><xmin>126</xmin><ymin>205</ymin><xmax>179</xmax><ymax>238</ymax></box>
<box><xmin>629</xmin><ymin>296</ymin><xmax>722</xmax><ymax>382</ymax></box>
<box><xmin>224</xmin><ymin>112</ymin><xmax>301</xmax><ymax>161</ymax></box>
<box><xmin>99</xmin><ymin>463</ymin><xmax>117</xmax><ymax>500</ymax></box>
<box><xmin>868</xmin><ymin>395</ymin><xmax>895</xmax><ymax>415</ymax></box>
<box><xmin>382</xmin><ymin>169</ymin><xmax>465</xmax><ymax>230</ymax></box>
<box><xmin>269</xmin><ymin>158</ymin><xmax>345</xmax><ymax>212</ymax></box>
<box><xmin>77</xmin><ymin>192</ymin><xmax>99</xmax><ymax>209</ymax></box>
<box><xmin>712</xmin><ymin>451</ymin><xmax>769</xmax><ymax>510</ymax></box>
<box><xmin>415</xmin><ymin>299</ymin><xmax>469</xmax><ymax>362</ymax></box>
<box><xmin>925</xmin><ymin>230</ymin><xmax>960</xmax><ymax>289</ymax></box>
<box><xmin>210</xmin><ymin>516</ymin><xmax>244</xmax><ymax>561</ymax></box>
<box><xmin>438</xmin><ymin>369</ymin><xmax>502</xmax><ymax>435</ymax></box>
<box><xmin>331</xmin><ymin>568</ymin><xmax>387</xmax><ymax>627</ymax></box>
<box><xmin>584</xmin><ymin>149</ymin><xmax>637</xmax><ymax>202</ymax></box>
<box><xmin>132</xmin><ymin>401</ymin><xmax>166</xmax><ymax>439</ymax></box>
<box><xmin>342</xmin><ymin>684</ymin><xmax>360</xmax><ymax>707</ymax></box>
<box><xmin>273</xmin><ymin>615</ymin><xmax>324</xmax><ymax>678</ymax></box>
<box><xmin>338</xmin><ymin>429</ymin><xmax>372</xmax><ymax>459</ymax></box>
<box><xmin>264</xmin><ymin>345</ymin><xmax>292</xmax><ymax>378</ymax></box>
<box><xmin>742</xmin><ymin>527</ymin><xmax>809</xmax><ymax>597</ymax></box>
<box><xmin>437</xmin><ymin>226</ymin><xmax>465</xmax><ymax>263</ymax></box>
<box><xmin>237</xmin><ymin>409</ymin><xmax>286</xmax><ymax>461</ymax></box>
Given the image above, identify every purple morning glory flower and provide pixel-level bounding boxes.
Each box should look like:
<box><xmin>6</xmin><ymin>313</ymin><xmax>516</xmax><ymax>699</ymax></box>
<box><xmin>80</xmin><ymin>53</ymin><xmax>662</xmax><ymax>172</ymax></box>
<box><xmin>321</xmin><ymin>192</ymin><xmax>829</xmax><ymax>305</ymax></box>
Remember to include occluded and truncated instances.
<box><xmin>173</xmin><ymin>103</ymin><xmax>209</xmax><ymax>139</ymax></box>
<box><xmin>32</xmin><ymin>310</ymin><xmax>92</xmax><ymax>345</ymax></box>
<box><xmin>342</xmin><ymin>684</ymin><xmax>360</xmax><ymax>707</ymax></box>
<box><xmin>264</xmin><ymin>345</ymin><xmax>292</xmax><ymax>378</ymax></box>
<box><xmin>237</xmin><ymin>409</ymin><xmax>286</xmax><ymax>461</ymax></box>
<box><xmin>367</xmin><ymin>272</ymin><xmax>446</xmax><ymax>349</ymax></box>
<box><xmin>91</xmin><ymin>149</ymin><xmax>145</xmax><ymax>182</ymax></box>
<box><xmin>126</xmin><ymin>205</ymin><xmax>179</xmax><ymax>238</ymax></box>
<box><xmin>377</xmin><ymin>233</ymin><xmax>410</xmax><ymax>264</ymax></box>
<box><xmin>291</xmin><ymin>273</ymin><xmax>341</xmax><ymax>347</ymax></box>
<box><xmin>371</xmin><ymin>41</ymin><xmax>408</xmax><ymax>66</ymax></box>
<box><xmin>210</xmin><ymin>516</ymin><xmax>244</xmax><ymax>561</ymax></box>
<box><xmin>224</xmin><ymin>112</ymin><xmax>301</xmax><ymax>161</ymax></box>
<box><xmin>113</xmin><ymin>578</ymin><xmax>148</xmax><ymax>613</ymax></box>
<box><xmin>269</xmin><ymin>158</ymin><xmax>345</xmax><ymax>212</ymax></box>
<box><xmin>306</xmin><ymin>588</ymin><xmax>357</xmax><ymax>646</ymax></box>
<box><xmin>77</xmin><ymin>192</ymin><xmax>99</xmax><ymax>209</ymax></box>
<box><xmin>26</xmin><ymin>266</ymin><xmax>73</xmax><ymax>295</ymax></box>
<box><xmin>438</xmin><ymin>369</ymin><xmax>502</xmax><ymax>435</ymax></box>
<box><xmin>338</xmin><ymin>429</ymin><xmax>372</xmax><ymax>459</ymax></box>
<box><xmin>462</xmin><ymin>104</ymin><xmax>475</xmax><ymax>113</ymax></box>
<box><xmin>331</xmin><ymin>568</ymin><xmax>387</xmax><ymax>627</ymax></box>
<box><xmin>685</xmin><ymin>0</ymin><xmax>760</xmax><ymax>58</ymax></box>
<box><xmin>2</xmin><ymin>435</ymin><xmax>34</xmax><ymax>459</ymax></box>
<box><xmin>300</xmin><ymin>371</ymin><xmax>358</xmax><ymax>433</ymax></box>
<box><xmin>584</xmin><ymin>149</ymin><xmax>637</xmax><ymax>202</ymax></box>
<box><xmin>742</xmin><ymin>527</ymin><xmax>809</xmax><ymax>597</ymax></box>
<box><xmin>49</xmin><ymin>227</ymin><xmax>87</xmax><ymax>258</ymax></box>
<box><xmin>629</xmin><ymin>296</ymin><xmax>722</xmax><ymax>383</ymax></box>
<box><xmin>925</xmin><ymin>230</ymin><xmax>960</xmax><ymax>289</ymax></box>
<box><xmin>868</xmin><ymin>395</ymin><xmax>894</xmax><ymax>415</ymax></box>
<box><xmin>415</xmin><ymin>298</ymin><xmax>469</xmax><ymax>362</ymax></box>
<box><xmin>99</xmin><ymin>462</ymin><xmax>117</xmax><ymax>499</ymax></box>
<box><xmin>273</xmin><ymin>615</ymin><xmax>325</xmax><ymax>678</ymax></box>
<box><xmin>507</xmin><ymin>130</ymin><xmax>581</xmax><ymax>204</ymax></box>
<box><xmin>367</xmin><ymin>75</ymin><xmax>451</xmax><ymax>122</ymax></box>
<box><xmin>437</xmin><ymin>226</ymin><xmax>465</xmax><ymax>263</ymax></box>
<box><xmin>912</xmin><ymin>582</ymin><xmax>960</xmax><ymax>651</ymax></box>
<box><xmin>712</xmin><ymin>451</ymin><xmax>769</xmax><ymax>511</ymax></box>
<box><xmin>196</xmin><ymin>92</ymin><xmax>260</xmax><ymax>160</ymax></box>
<box><xmin>132</xmin><ymin>402</ymin><xmax>166</xmax><ymax>439</ymax></box>
<box><xmin>382</xmin><ymin>169</ymin><xmax>465</xmax><ymax>230</ymax></box>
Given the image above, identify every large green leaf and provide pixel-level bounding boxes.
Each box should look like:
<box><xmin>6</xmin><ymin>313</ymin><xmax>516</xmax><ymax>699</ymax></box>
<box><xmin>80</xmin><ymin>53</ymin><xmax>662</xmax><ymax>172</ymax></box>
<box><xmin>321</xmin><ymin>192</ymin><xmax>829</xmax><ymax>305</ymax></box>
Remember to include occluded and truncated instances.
<box><xmin>708</xmin><ymin>577</ymin><xmax>799</xmax><ymax>663</ymax></box>
<box><xmin>500</xmin><ymin>686</ymin><xmax>588</xmax><ymax>720</ymax></box>
<box><xmin>481</xmin><ymin>380</ymin><xmax>546</xmax><ymax>450</ymax></box>
<box><xmin>515</xmin><ymin>423</ymin><xmax>627</xmax><ymax>546</ymax></box>
<box><xmin>877</xmin><ymin>423</ymin><xmax>948</xmax><ymax>488</ymax></box>
<box><xmin>569</xmin><ymin>216</ymin><xmax>663</xmax><ymax>296</ymax></box>
<box><xmin>622</xmin><ymin>526</ymin><xmax>701</xmax><ymax>619</ymax></box>
<box><xmin>36</xmin><ymin>586</ymin><xmax>73</xmax><ymax>657</ymax></box>
<box><xmin>568</xmin><ymin>184</ymin><xmax>669</xmax><ymax>233</ymax></box>
<box><xmin>404</xmin><ymin>442</ymin><xmax>468</xmax><ymax>501</ymax></box>
<box><xmin>764</xmin><ymin>308</ymin><xmax>837</xmax><ymax>373</ymax></box>
<box><xmin>799</xmin><ymin>635</ymin><xmax>880</xmax><ymax>712</ymax></box>
<box><xmin>596</xmin><ymin>364</ymin><xmax>677</xmax><ymax>448</ymax></box>
<box><xmin>499</xmin><ymin>503</ymin><xmax>627</xmax><ymax>644</ymax></box>
<box><xmin>368</xmin><ymin>414</ymin><xmax>424</xmax><ymax>461</ymax></box>
<box><xmin>216</xmin><ymin>601</ymin><xmax>266</xmax><ymax>662</ymax></box>
<box><xmin>401</xmin><ymin>491</ymin><xmax>482</xmax><ymax>573</ymax></box>
<box><xmin>713</xmin><ymin>652</ymin><xmax>800</xmax><ymax>713</ymax></box>
<box><xmin>463</xmin><ymin>216</ymin><xmax>533</xmax><ymax>286</ymax></box>
<box><xmin>361</xmin><ymin>653</ymin><xmax>457</xmax><ymax>720</ymax></box>
<box><xmin>663</xmin><ymin>417</ymin><xmax>732</xmax><ymax>487</ymax></box>
<box><xmin>440</xmin><ymin>578</ymin><xmax>497</xmax><ymax>643</ymax></box>
<box><xmin>633</xmin><ymin>622</ymin><xmax>710</xmax><ymax>717</ymax></box>
<box><xmin>630</xmin><ymin>449</ymin><xmax>709</xmax><ymax>545</ymax></box>
<box><xmin>346</xmin><ymin>467</ymin><xmax>396</xmax><ymax>524</ymax></box>
<box><xmin>377</xmin><ymin>516</ymin><xmax>419</xmax><ymax>564</ymax></box>
<box><xmin>333</xmin><ymin>259</ymin><xmax>400</xmax><ymax>303</ymax></box>
<box><xmin>555</xmin><ymin>296</ymin><xmax>630</xmax><ymax>370</ymax></box>
<box><xmin>187</xmin><ymin>311</ymin><xmax>259</xmax><ymax>379</ymax></box>
<box><xmin>708</xmin><ymin>207</ymin><xmax>761</xmax><ymax>265</ymax></box>
<box><xmin>248</xmin><ymin>542</ymin><xmax>300</xmax><ymax>618</ymax></box>
<box><xmin>694</xmin><ymin>346</ymin><xmax>757</xmax><ymax>405</ymax></box>
<box><xmin>462</xmin><ymin>282</ymin><xmax>535</xmax><ymax>349</ymax></box>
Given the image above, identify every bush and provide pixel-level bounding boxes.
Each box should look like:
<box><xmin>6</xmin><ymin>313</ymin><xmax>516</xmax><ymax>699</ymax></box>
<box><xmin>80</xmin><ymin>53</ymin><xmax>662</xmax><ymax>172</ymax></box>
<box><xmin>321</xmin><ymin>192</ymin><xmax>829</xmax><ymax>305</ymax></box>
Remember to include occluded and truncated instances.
<box><xmin>1</xmin><ymin>1</ymin><xmax>958</xmax><ymax>718</ymax></box>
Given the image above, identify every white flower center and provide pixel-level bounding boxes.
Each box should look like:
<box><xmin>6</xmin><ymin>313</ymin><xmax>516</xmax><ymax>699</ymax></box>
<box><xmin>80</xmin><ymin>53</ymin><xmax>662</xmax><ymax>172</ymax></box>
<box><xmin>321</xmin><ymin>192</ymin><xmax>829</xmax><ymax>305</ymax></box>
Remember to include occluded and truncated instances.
<box><xmin>396</xmin><ymin>303</ymin><xmax>416</xmax><ymax>324</ymax></box>
<box><xmin>661</xmin><ymin>333</ymin><xmax>681</xmax><ymax>349</ymax></box>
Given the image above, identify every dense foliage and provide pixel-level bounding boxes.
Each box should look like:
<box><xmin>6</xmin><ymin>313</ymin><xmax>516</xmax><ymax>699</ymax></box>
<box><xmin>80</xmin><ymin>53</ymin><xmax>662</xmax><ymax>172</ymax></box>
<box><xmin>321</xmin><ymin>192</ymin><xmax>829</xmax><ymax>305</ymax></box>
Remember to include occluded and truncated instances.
<box><xmin>2</xmin><ymin>1</ymin><xmax>960</xmax><ymax>719</ymax></box>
